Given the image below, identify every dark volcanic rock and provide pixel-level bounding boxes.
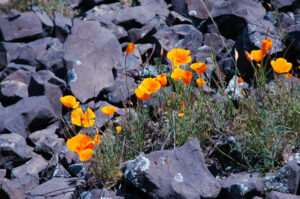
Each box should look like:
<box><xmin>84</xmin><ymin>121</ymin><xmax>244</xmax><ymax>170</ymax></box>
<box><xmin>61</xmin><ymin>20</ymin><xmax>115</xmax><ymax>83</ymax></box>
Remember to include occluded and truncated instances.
<box><xmin>28</xmin><ymin>177</ymin><xmax>84</xmax><ymax>199</ymax></box>
<box><xmin>264</xmin><ymin>160</ymin><xmax>300</xmax><ymax>194</ymax></box>
<box><xmin>121</xmin><ymin>138</ymin><xmax>221</xmax><ymax>199</ymax></box>
<box><xmin>220</xmin><ymin>172</ymin><xmax>264</xmax><ymax>199</ymax></box>
<box><xmin>0</xmin><ymin>96</ymin><xmax>56</xmax><ymax>138</ymax></box>
<box><xmin>64</xmin><ymin>19</ymin><xmax>122</xmax><ymax>103</ymax></box>
<box><xmin>0</xmin><ymin>174</ymin><xmax>39</xmax><ymax>199</ymax></box>
<box><xmin>0</xmin><ymin>12</ymin><xmax>44</xmax><ymax>42</ymax></box>
<box><xmin>79</xmin><ymin>189</ymin><xmax>125</xmax><ymax>199</ymax></box>
<box><xmin>53</xmin><ymin>11</ymin><xmax>72</xmax><ymax>43</ymax></box>
<box><xmin>0</xmin><ymin>133</ymin><xmax>33</xmax><ymax>170</ymax></box>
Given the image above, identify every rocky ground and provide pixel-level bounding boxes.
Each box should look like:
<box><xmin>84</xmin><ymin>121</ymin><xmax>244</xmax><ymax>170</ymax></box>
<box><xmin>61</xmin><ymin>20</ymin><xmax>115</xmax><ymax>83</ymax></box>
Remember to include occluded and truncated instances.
<box><xmin>0</xmin><ymin>0</ymin><xmax>299</xmax><ymax>198</ymax></box>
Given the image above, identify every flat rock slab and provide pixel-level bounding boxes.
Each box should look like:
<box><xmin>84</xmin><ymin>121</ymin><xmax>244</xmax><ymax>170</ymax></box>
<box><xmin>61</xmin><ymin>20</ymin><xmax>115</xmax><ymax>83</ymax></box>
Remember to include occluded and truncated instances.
<box><xmin>121</xmin><ymin>138</ymin><xmax>221</xmax><ymax>199</ymax></box>
<box><xmin>64</xmin><ymin>19</ymin><xmax>122</xmax><ymax>103</ymax></box>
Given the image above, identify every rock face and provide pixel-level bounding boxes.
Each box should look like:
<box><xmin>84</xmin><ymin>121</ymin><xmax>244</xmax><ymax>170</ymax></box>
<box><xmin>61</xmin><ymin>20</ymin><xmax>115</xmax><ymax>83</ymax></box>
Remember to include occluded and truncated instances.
<box><xmin>266</xmin><ymin>191</ymin><xmax>300</xmax><ymax>199</ymax></box>
<box><xmin>121</xmin><ymin>138</ymin><xmax>221</xmax><ymax>199</ymax></box>
<box><xmin>64</xmin><ymin>19</ymin><xmax>122</xmax><ymax>103</ymax></box>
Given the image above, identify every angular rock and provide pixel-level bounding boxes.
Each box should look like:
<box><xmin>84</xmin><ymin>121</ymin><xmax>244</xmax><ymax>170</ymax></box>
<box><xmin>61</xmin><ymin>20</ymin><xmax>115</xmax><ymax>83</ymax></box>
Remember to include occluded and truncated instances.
<box><xmin>166</xmin><ymin>11</ymin><xmax>193</xmax><ymax>26</ymax></box>
<box><xmin>59</xmin><ymin>145</ymin><xmax>80</xmax><ymax>166</ymax></box>
<box><xmin>121</xmin><ymin>138</ymin><xmax>221</xmax><ymax>199</ymax></box>
<box><xmin>0</xmin><ymin>96</ymin><xmax>56</xmax><ymax>137</ymax></box>
<box><xmin>0</xmin><ymin>174</ymin><xmax>39</xmax><ymax>199</ymax></box>
<box><xmin>270</xmin><ymin>0</ymin><xmax>296</xmax><ymax>9</ymax></box>
<box><xmin>11</xmin><ymin>154</ymin><xmax>48</xmax><ymax>179</ymax></box>
<box><xmin>69</xmin><ymin>163</ymin><xmax>87</xmax><ymax>178</ymax></box>
<box><xmin>64</xmin><ymin>19</ymin><xmax>122</xmax><ymax>102</ymax></box>
<box><xmin>172</xmin><ymin>0</ymin><xmax>188</xmax><ymax>17</ymax></box>
<box><xmin>0</xmin><ymin>133</ymin><xmax>33</xmax><ymax>169</ymax></box>
<box><xmin>29</xmin><ymin>123</ymin><xmax>64</xmax><ymax>157</ymax></box>
<box><xmin>53</xmin><ymin>12</ymin><xmax>72</xmax><ymax>43</ymax></box>
<box><xmin>33</xmin><ymin>9</ymin><xmax>54</xmax><ymax>35</ymax></box>
<box><xmin>0</xmin><ymin>12</ymin><xmax>44</xmax><ymax>42</ymax></box>
<box><xmin>0</xmin><ymin>79</ymin><xmax>28</xmax><ymax>106</ymax></box>
<box><xmin>79</xmin><ymin>189</ymin><xmax>125</xmax><ymax>199</ymax></box>
<box><xmin>264</xmin><ymin>160</ymin><xmax>300</xmax><ymax>194</ymax></box>
<box><xmin>0</xmin><ymin>169</ymin><xmax>6</xmax><ymax>178</ymax></box>
<box><xmin>186</xmin><ymin>0</ymin><xmax>223</xmax><ymax>19</ymax></box>
<box><xmin>225</xmin><ymin>76</ymin><xmax>249</xmax><ymax>100</ymax></box>
<box><xmin>94</xmin><ymin>101</ymin><xmax>117</xmax><ymax>128</ymax></box>
<box><xmin>137</xmin><ymin>0</ymin><xmax>169</xmax><ymax>17</ymax></box>
<box><xmin>203</xmin><ymin>32</ymin><xmax>229</xmax><ymax>58</ymax></box>
<box><xmin>0</xmin><ymin>42</ymin><xmax>24</xmax><ymax>70</ymax></box>
<box><xmin>266</xmin><ymin>191</ymin><xmax>300</xmax><ymax>199</ymax></box>
<box><xmin>28</xmin><ymin>177</ymin><xmax>84</xmax><ymax>199</ymax></box>
<box><xmin>220</xmin><ymin>172</ymin><xmax>264</xmax><ymax>199</ymax></box>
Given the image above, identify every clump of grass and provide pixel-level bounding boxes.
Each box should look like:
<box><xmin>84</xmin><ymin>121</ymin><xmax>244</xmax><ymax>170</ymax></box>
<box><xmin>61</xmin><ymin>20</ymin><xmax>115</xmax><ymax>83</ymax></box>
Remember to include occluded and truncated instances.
<box><xmin>0</xmin><ymin>0</ymin><xmax>74</xmax><ymax>16</ymax></box>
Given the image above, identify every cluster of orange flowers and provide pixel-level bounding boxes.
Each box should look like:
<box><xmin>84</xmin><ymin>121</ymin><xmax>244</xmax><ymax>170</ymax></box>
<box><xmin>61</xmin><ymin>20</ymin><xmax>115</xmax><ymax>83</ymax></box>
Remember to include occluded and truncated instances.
<box><xmin>245</xmin><ymin>38</ymin><xmax>293</xmax><ymax>77</ymax></box>
<box><xmin>60</xmin><ymin>95</ymin><xmax>121</xmax><ymax>161</ymax></box>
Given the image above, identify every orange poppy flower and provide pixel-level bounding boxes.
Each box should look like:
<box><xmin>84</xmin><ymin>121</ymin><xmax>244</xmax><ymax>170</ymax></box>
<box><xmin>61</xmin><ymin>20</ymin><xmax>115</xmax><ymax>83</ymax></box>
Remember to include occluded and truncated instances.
<box><xmin>245</xmin><ymin>51</ymin><xmax>253</xmax><ymax>62</ymax></box>
<box><xmin>101</xmin><ymin>106</ymin><xmax>117</xmax><ymax>116</ymax></box>
<box><xmin>181</xmin><ymin>70</ymin><xmax>192</xmax><ymax>84</ymax></box>
<box><xmin>262</xmin><ymin>38</ymin><xmax>272</xmax><ymax>56</ymax></box>
<box><xmin>167</xmin><ymin>48</ymin><xmax>192</xmax><ymax>67</ymax></box>
<box><xmin>138</xmin><ymin>78</ymin><xmax>161</xmax><ymax>94</ymax></box>
<box><xmin>135</xmin><ymin>88</ymin><xmax>151</xmax><ymax>100</ymax></box>
<box><xmin>60</xmin><ymin>95</ymin><xmax>79</xmax><ymax>109</ymax></box>
<box><xmin>126</xmin><ymin>42</ymin><xmax>136</xmax><ymax>55</ymax></box>
<box><xmin>178</xmin><ymin>113</ymin><xmax>184</xmax><ymax>118</ymax></box>
<box><xmin>196</xmin><ymin>78</ymin><xmax>206</xmax><ymax>87</ymax></box>
<box><xmin>251</xmin><ymin>50</ymin><xmax>263</xmax><ymax>62</ymax></box>
<box><xmin>190</xmin><ymin>63</ymin><xmax>210</xmax><ymax>74</ymax></box>
<box><xmin>71</xmin><ymin>108</ymin><xmax>96</xmax><ymax>127</ymax></box>
<box><xmin>271</xmin><ymin>58</ymin><xmax>293</xmax><ymax>74</ymax></box>
<box><xmin>66</xmin><ymin>134</ymin><xmax>94</xmax><ymax>161</ymax></box>
<box><xmin>285</xmin><ymin>73</ymin><xmax>292</xmax><ymax>79</ymax></box>
<box><xmin>116</xmin><ymin>126</ymin><xmax>122</xmax><ymax>134</ymax></box>
<box><xmin>94</xmin><ymin>134</ymin><xmax>101</xmax><ymax>144</ymax></box>
<box><xmin>180</xmin><ymin>102</ymin><xmax>185</xmax><ymax>111</ymax></box>
<box><xmin>155</xmin><ymin>73</ymin><xmax>167</xmax><ymax>87</ymax></box>
<box><xmin>171</xmin><ymin>68</ymin><xmax>185</xmax><ymax>81</ymax></box>
<box><xmin>238</xmin><ymin>77</ymin><xmax>244</xmax><ymax>84</ymax></box>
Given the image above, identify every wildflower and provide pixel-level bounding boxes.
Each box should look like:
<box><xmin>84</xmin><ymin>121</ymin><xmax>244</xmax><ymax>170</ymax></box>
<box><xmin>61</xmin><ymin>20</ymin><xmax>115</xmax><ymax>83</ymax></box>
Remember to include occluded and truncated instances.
<box><xmin>251</xmin><ymin>50</ymin><xmax>263</xmax><ymax>62</ymax></box>
<box><xmin>181</xmin><ymin>70</ymin><xmax>192</xmax><ymax>84</ymax></box>
<box><xmin>71</xmin><ymin>108</ymin><xmax>95</xmax><ymax>127</ymax></box>
<box><xmin>60</xmin><ymin>95</ymin><xmax>79</xmax><ymax>109</ymax></box>
<box><xmin>257</xmin><ymin>63</ymin><xmax>261</xmax><ymax>68</ymax></box>
<box><xmin>285</xmin><ymin>73</ymin><xmax>292</xmax><ymax>79</ymax></box>
<box><xmin>116</xmin><ymin>126</ymin><xmax>122</xmax><ymax>134</ymax></box>
<box><xmin>135</xmin><ymin>88</ymin><xmax>151</xmax><ymax>100</ymax></box>
<box><xmin>138</xmin><ymin>78</ymin><xmax>161</xmax><ymax>94</ymax></box>
<box><xmin>178</xmin><ymin>113</ymin><xmax>184</xmax><ymax>118</ymax></box>
<box><xmin>171</xmin><ymin>68</ymin><xmax>185</xmax><ymax>81</ymax></box>
<box><xmin>190</xmin><ymin>63</ymin><xmax>210</xmax><ymax>75</ymax></box>
<box><xmin>196</xmin><ymin>78</ymin><xmax>206</xmax><ymax>87</ymax></box>
<box><xmin>160</xmin><ymin>48</ymin><xmax>164</xmax><ymax>57</ymax></box>
<box><xmin>234</xmin><ymin>48</ymin><xmax>239</xmax><ymax>61</ymax></box>
<box><xmin>101</xmin><ymin>106</ymin><xmax>117</xmax><ymax>116</ymax></box>
<box><xmin>66</xmin><ymin>134</ymin><xmax>94</xmax><ymax>161</ymax></box>
<box><xmin>262</xmin><ymin>38</ymin><xmax>272</xmax><ymax>56</ymax></box>
<box><xmin>167</xmin><ymin>48</ymin><xmax>192</xmax><ymax>67</ymax></box>
<box><xmin>94</xmin><ymin>134</ymin><xmax>101</xmax><ymax>144</ymax></box>
<box><xmin>126</xmin><ymin>42</ymin><xmax>136</xmax><ymax>55</ymax></box>
<box><xmin>238</xmin><ymin>77</ymin><xmax>244</xmax><ymax>84</ymax></box>
<box><xmin>155</xmin><ymin>74</ymin><xmax>167</xmax><ymax>87</ymax></box>
<box><xmin>271</xmin><ymin>58</ymin><xmax>292</xmax><ymax>74</ymax></box>
<box><xmin>180</xmin><ymin>102</ymin><xmax>185</xmax><ymax>111</ymax></box>
<box><xmin>245</xmin><ymin>51</ymin><xmax>253</xmax><ymax>62</ymax></box>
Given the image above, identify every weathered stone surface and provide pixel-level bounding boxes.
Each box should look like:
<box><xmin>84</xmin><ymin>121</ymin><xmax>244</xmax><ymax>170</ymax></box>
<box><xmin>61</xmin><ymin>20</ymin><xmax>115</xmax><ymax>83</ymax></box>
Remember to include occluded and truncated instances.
<box><xmin>220</xmin><ymin>172</ymin><xmax>264</xmax><ymax>199</ymax></box>
<box><xmin>0</xmin><ymin>133</ymin><xmax>33</xmax><ymax>169</ymax></box>
<box><xmin>11</xmin><ymin>154</ymin><xmax>48</xmax><ymax>179</ymax></box>
<box><xmin>79</xmin><ymin>189</ymin><xmax>125</xmax><ymax>199</ymax></box>
<box><xmin>121</xmin><ymin>138</ymin><xmax>221</xmax><ymax>199</ymax></box>
<box><xmin>264</xmin><ymin>160</ymin><xmax>300</xmax><ymax>194</ymax></box>
<box><xmin>53</xmin><ymin>11</ymin><xmax>72</xmax><ymax>43</ymax></box>
<box><xmin>0</xmin><ymin>12</ymin><xmax>44</xmax><ymax>42</ymax></box>
<box><xmin>0</xmin><ymin>78</ymin><xmax>28</xmax><ymax>106</ymax></box>
<box><xmin>28</xmin><ymin>177</ymin><xmax>84</xmax><ymax>199</ymax></box>
<box><xmin>172</xmin><ymin>0</ymin><xmax>188</xmax><ymax>17</ymax></box>
<box><xmin>166</xmin><ymin>11</ymin><xmax>193</xmax><ymax>26</ymax></box>
<box><xmin>0</xmin><ymin>42</ymin><xmax>24</xmax><ymax>70</ymax></box>
<box><xmin>33</xmin><ymin>9</ymin><xmax>54</xmax><ymax>35</ymax></box>
<box><xmin>137</xmin><ymin>0</ymin><xmax>169</xmax><ymax>17</ymax></box>
<box><xmin>270</xmin><ymin>0</ymin><xmax>296</xmax><ymax>9</ymax></box>
<box><xmin>64</xmin><ymin>19</ymin><xmax>122</xmax><ymax>103</ymax></box>
<box><xmin>266</xmin><ymin>191</ymin><xmax>300</xmax><ymax>199</ymax></box>
<box><xmin>0</xmin><ymin>174</ymin><xmax>39</xmax><ymax>199</ymax></box>
<box><xmin>29</xmin><ymin>123</ymin><xmax>64</xmax><ymax>156</ymax></box>
<box><xmin>186</xmin><ymin>0</ymin><xmax>224</xmax><ymax>19</ymax></box>
<box><xmin>0</xmin><ymin>96</ymin><xmax>56</xmax><ymax>138</ymax></box>
<box><xmin>225</xmin><ymin>76</ymin><xmax>249</xmax><ymax>100</ymax></box>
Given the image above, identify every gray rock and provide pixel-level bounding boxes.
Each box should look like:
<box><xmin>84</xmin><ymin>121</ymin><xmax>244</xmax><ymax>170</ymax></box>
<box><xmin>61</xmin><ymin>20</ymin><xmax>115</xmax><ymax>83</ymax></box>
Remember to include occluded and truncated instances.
<box><xmin>29</xmin><ymin>123</ymin><xmax>64</xmax><ymax>156</ymax></box>
<box><xmin>121</xmin><ymin>138</ymin><xmax>221</xmax><ymax>199</ymax></box>
<box><xmin>0</xmin><ymin>174</ymin><xmax>39</xmax><ymax>199</ymax></box>
<box><xmin>137</xmin><ymin>0</ymin><xmax>169</xmax><ymax>17</ymax></box>
<box><xmin>166</xmin><ymin>11</ymin><xmax>193</xmax><ymax>26</ymax></box>
<box><xmin>28</xmin><ymin>177</ymin><xmax>84</xmax><ymax>199</ymax></box>
<box><xmin>0</xmin><ymin>133</ymin><xmax>33</xmax><ymax>169</ymax></box>
<box><xmin>11</xmin><ymin>154</ymin><xmax>48</xmax><ymax>179</ymax></box>
<box><xmin>94</xmin><ymin>101</ymin><xmax>117</xmax><ymax>128</ymax></box>
<box><xmin>0</xmin><ymin>42</ymin><xmax>24</xmax><ymax>70</ymax></box>
<box><xmin>220</xmin><ymin>172</ymin><xmax>264</xmax><ymax>199</ymax></box>
<box><xmin>264</xmin><ymin>160</ymin><xmax>300</xmax><ymax>194</ymax></box>
<box><xmin>0</xmin><ymin>169</ymin><xmax>6</xmax><ymax>178</ymax></box>
<box><xmin>0</xmin><ymin>79</ymin><xmax>28</xmax><ymax>106</ymax></box>
<box><xmin>266</xmin><ymin>191</ymin><xmax>300</xmax><ymax>199</ymax></box>
<box><xmin>64</xmin><ymin>19</ymin><xmax>122</xmax><ymax>103</ymax></box>
<box><xmin>34</xmin><ymin>10</ymin><xmax>54</xmax><ymax>35</ymax></box>
<box><xmin>186</xmin><ymin>0</ymin><xmax>224</xmax><ymax>19</ymax></box>
<box><xmin>270</xmin><ymin>0</ymin><xmax>296</xmax><ymax>9</ymax></box>
<box><xmin>79</xmin><ymin>189</ymin><xmax>125</xmax><ymax>199</ymax></box>
<box><xmin>0</xmin><ymin>96</ymin><xmax>56</xmax><ymax>138</ymax></box>
<box><xmin>0</xmin><ymin>12</ymin><xmax>44</xmax><ymax>42</ymax></box>
<box><xmin>172</xmin><ymin>0</ymin><xmax>188</xmax><ymax>17</ymax></box>
<box><xmin>225</xmin><ymin>76</ymin><xmax>249</xmax><ymax>100</ymax></box>
<box><xmin>53</xmin><ymin>12</ymin><xmax>72</xmax><ymax>43</ymax></box>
